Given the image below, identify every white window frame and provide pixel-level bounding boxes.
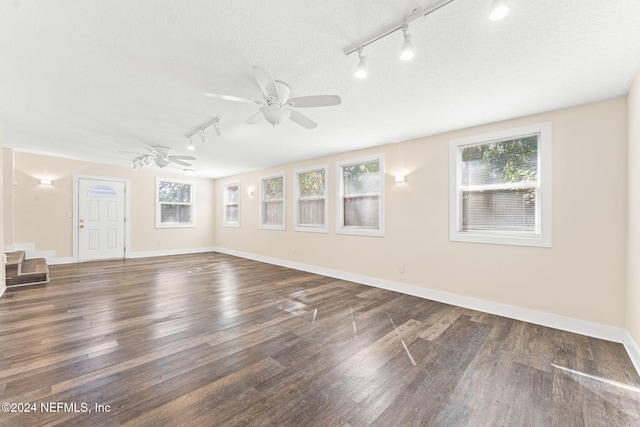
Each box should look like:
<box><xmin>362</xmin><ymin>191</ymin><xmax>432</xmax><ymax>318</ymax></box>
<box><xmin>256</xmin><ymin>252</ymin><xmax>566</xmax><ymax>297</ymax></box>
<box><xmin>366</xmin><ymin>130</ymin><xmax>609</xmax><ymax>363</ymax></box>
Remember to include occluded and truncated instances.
<box><xmin>336</xmin><ymin>154</ymin><xmax>385</xmax><ymax>237</ymax></box>
<box><xmin>294</xmin><ymin>164</ymin><xmax>329</xmax><ymax>233</ymax></box>
<box><xmin>155</xmin><ymin>177</ymin><xmax>195</xmax><ymax>229</ymax></box>
<box><xmin>223</xmin><ymin>181</ymin><xmax>240</xmax><ymax>228</ymax></box>
<box><xmin>449</xmin><ymin>122</ymin><xmax>552</xmax><ymax>247</ymax></box>
<box><xmin>260</xmin><ymin>172</ymin><xmax>286</xmax><ymax>231</ymax></box>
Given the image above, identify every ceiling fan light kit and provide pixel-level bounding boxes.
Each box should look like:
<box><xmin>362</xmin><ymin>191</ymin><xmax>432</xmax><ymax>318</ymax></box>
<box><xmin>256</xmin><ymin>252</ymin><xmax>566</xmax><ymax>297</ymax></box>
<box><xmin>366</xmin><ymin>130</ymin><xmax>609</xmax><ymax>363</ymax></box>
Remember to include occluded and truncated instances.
<box><xmin>345</xmin><ymin>0</ymin><xmax>508</xmax><ymax>77</ymax></box>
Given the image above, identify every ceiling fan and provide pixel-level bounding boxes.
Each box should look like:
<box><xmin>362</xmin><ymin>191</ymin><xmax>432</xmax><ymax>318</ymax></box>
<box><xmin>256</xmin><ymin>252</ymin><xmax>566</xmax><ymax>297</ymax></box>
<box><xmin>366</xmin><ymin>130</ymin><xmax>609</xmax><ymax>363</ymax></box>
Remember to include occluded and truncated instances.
<box><xmin>123</xmin><ymin>145</ymin><xmax>196</xmax><ymax>169</ymax></box>
<box><xmin>203</xmin><ymin>66</ymin><xmax>341</xmax><ymax>129</ymax></box>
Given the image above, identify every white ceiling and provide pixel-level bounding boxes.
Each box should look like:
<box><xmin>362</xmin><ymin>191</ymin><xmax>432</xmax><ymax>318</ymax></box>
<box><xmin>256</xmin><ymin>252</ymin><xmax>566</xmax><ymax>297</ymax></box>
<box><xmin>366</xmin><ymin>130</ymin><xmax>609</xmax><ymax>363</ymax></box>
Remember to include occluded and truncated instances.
<box><xmin>1</xmin><ymin>0</ymin><xmax>640</xmax><ymax>178</ymax></box>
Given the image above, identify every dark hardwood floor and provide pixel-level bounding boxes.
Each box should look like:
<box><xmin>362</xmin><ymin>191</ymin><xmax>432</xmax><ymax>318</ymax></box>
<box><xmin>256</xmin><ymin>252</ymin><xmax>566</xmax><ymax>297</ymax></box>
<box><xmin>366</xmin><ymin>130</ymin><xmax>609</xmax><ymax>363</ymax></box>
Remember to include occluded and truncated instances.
<box><xmin>1</xmin><ymin>252</ymin><xmax>639</xmax><ymax>426</ymax></box>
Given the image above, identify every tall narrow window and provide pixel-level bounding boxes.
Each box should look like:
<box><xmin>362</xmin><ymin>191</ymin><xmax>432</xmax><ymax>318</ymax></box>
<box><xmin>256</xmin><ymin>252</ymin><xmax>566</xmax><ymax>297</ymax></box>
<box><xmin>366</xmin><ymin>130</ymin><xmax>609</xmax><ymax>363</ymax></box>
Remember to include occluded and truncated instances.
<box><xmin>336</xmin><ymin>154</ymin><xmax>385</xmax><ymax>237</ymax></box>
<box><xmin>223</xmin><ymin>182</ymin><xmax>240</xmax><ymax>227</ymax></box>
<box><xmin>260</xmin><ymin>173</ymin><xmax>285</xmax><ymax>230</ymax></box>
<box><xmin>156</xmin><ymin>178</ymin><xmax>194</xmax><ymax>228</ymax></box>
<box><xmin>294</xmin><ymin>164</ymin><xmax>328</xmax><ymax>233</ymax></box>
<box><xmin>449</xmin><ymin>122</ymin><xmax>551</xmax><ymax>247</ymax></box>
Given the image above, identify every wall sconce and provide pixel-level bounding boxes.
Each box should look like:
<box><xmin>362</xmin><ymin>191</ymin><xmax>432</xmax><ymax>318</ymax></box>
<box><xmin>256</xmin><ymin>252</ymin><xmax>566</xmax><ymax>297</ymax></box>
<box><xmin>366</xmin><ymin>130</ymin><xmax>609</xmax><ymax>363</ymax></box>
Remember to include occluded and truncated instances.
<box><xmin>394</xmin><ymin>175</ymin><xmax>406</xmax><ymax>183</ymax></box>
<box><xmin>40</xmin><ymin>178</ymin><xmax>52</xmax><ymax>185</ymax></box>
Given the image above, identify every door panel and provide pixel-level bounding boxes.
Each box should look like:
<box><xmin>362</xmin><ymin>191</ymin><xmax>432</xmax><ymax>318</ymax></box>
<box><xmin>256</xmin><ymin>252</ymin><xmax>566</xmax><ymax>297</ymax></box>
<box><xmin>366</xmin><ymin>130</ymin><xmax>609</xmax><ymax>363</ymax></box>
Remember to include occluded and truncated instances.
<box><xmin>79</xmin><ymin>178</ymin><xmax>126</xmax><ymax>261</ymax></box>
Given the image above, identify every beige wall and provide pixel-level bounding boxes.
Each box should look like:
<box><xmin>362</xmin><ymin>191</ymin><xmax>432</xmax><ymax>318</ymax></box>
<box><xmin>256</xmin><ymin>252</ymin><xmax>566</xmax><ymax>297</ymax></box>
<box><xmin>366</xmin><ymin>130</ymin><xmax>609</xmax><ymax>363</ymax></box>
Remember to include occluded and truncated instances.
<box><xmin>8</xmin><ymin>151</ymin><xmax>216</xmax><ymax>257</ymax></box>
<box><xmin>216</xmin><ymin>98</ymin><xmax>628</xmax><ymax>328</ymax></box>
<box><xmin>628</xmin><ymin>73</ymin><xmax>640</xmax><ymax>345</ymax></box>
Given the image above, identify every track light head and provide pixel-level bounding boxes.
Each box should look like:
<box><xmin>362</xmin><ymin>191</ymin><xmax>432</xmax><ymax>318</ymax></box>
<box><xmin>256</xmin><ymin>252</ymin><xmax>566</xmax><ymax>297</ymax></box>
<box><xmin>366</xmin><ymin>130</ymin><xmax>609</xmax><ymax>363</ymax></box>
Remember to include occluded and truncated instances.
<box><xmin>187</xmin><ymin>136</ymin><xmax>195</xmax><ymax>151</ymax></box>
<box><xmin>199</xmin><ymin>128</ymin><xmax>208</xmax><ymax>143</ymax></box>
<box><xmin>489</xmin><ymin>0</ymin><xmax>509</xmax><ymax>21</ymax></box>
<box><xmin>400</xmin><ymin>24</ymin><xmax>415</xmax><ymax>61</ymax></box>
<box><xmin>214</xmin><ymin>120</ymin><xmax>222</xmax><ymax>136</ymax></box>
<box><xmin>355</xmin><ymin>47</ymin><xmax>367</xmax><ymax>79</ymax></box>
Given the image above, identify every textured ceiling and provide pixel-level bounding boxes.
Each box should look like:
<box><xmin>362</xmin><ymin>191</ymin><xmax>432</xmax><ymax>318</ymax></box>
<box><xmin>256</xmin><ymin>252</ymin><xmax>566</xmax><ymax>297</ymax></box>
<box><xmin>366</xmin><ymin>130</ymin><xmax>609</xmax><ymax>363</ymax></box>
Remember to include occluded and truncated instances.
<box><xmin>1</xmin><ymin>0</ymin><xmax>640</xmax><ymax>178</ymax></box>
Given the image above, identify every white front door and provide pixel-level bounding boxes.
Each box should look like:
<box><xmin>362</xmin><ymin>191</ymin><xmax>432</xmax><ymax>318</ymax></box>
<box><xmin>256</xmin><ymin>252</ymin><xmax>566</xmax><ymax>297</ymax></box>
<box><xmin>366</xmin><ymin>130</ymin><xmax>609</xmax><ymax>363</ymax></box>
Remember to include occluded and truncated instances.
<box><xmin>78</xmin><ymin>178</ymin><xmax>126</xmax><ymax>261</ymax></box>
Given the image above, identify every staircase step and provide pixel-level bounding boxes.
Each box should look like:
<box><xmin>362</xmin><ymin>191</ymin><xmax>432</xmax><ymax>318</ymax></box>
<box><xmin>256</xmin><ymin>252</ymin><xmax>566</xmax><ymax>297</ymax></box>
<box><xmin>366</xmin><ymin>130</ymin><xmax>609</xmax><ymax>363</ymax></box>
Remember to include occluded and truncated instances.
<box><xmin>5</xmin><ymin>251</ymin><xmax>26</xmax><ymax>278</ymax></box>
<box><xmin>6</xmin><ymin>258</ymin><xmax>50</xmax><ymax>287</ymax></box>
<box><xmin>5</xmin><ymin>250</ymin><xmax>26</xmax><ymax>266</ymax></box>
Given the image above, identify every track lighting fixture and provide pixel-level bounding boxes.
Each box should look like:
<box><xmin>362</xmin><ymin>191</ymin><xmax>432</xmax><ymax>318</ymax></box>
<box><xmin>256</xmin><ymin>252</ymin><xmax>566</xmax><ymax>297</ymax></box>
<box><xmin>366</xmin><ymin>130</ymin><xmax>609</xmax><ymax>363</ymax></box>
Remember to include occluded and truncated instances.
<box><xmin>185</xmin><ymin>117</ymin><xmax>220</xmax><ymax>149</ymax></box>
<box><xmin>400</xmin><ymin>24</ymin><xmax>414</xmax><ymax>61</ymax></box>
<box><xmin>132</xmin><ymin>155</ymin><xmax>153</xmax><ymax>170</ymax></box>
<box><xmin>199</xmin><ymin>128</ymin><xmax>208</xmax><ymax>144</ymax></box>
<box><xmin>345</xmin><ymin>1</ymin><xmax>517</xmax><ymax>74</ymax></box>
<box><xmin>355</xmin><ymin>47</ymin><xmax>367</xmax><ymax>79</ymax></box>
<box><xmin>489</xmin><ymin>0</ymin><xmax>509</xmax><ymax>21</ymax></box>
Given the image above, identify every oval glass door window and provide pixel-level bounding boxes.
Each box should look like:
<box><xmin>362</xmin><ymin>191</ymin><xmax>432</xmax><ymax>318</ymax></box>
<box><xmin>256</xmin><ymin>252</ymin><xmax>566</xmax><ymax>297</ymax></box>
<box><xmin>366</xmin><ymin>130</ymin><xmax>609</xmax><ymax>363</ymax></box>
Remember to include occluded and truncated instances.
<box><xmin>88</xmin><ymin>185</ymin><xmax>117</xmax><ymax>197</ymax></box>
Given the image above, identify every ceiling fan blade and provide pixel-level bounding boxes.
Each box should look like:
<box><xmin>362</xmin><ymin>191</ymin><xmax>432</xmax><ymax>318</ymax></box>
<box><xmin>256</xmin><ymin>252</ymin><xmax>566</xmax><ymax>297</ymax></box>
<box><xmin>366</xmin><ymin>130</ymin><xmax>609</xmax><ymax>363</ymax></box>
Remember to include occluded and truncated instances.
<box><xmin>144</xmin><ymin>144</ymin><xmax>160</xmax><ymax>155</ymax></box>
<box><xmin>170</xmin><ymin>159</ymin><xmax>192</xmax><ymax>167</ymax></box>
<box><xmin>169</xmin><ymin>155</ymin><xmax>196</xmax><ymax>160</ymax></box>
<box><xmin>252</xmin><ymin>66</ymin><xmax>279</xmax><ymax>100</ymax></box>
<box><xmin>202</xmin><ymin>92</ymin><xmax>257</xmax><ymax>104</ymax></box>
<box><xmin>288</xmin><ymin>95</ymin><xmax>342</xmax><ymax>108</ymax></box>
<box><xmin>289</xmin><ymin>110</ymin><xmax>317</xmax><ymax>129</ymax></box>
<box><xmin>246</xmin><ymin>111</ymin><xmax>263</xmax><ymax>125</ymax></box>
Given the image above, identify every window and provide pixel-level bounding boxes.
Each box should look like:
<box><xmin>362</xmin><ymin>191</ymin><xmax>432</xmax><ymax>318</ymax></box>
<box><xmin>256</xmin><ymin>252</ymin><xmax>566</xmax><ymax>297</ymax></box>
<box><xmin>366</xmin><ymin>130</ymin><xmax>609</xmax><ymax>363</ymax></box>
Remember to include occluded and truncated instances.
<box><xmin>336</xmin><ymin>154</ymin><xmax>385</xmax><ymax>236</ymax></box>
<box><xmin>223</xmin><ymin>181</ymin><xmax>240</xmax><ymax>227</ymax></box>
<box><xmin>156</xmin><ymin>178</ymin><xmax>194</xmax><ymax>228</ymax></box>
<box><xmin>449</xmin><ymin>122</ymin><xmax>551</xmax><ymax>247</ymax></box>
<box><xmin>294</xmin><ymin>164</ymin><xmax>328</xmax><ymax>233</ymax></box>
<box><xmin>260</xmin><ymin>173</ymin><xmax>285</xmax><ymax>230</ymax></box>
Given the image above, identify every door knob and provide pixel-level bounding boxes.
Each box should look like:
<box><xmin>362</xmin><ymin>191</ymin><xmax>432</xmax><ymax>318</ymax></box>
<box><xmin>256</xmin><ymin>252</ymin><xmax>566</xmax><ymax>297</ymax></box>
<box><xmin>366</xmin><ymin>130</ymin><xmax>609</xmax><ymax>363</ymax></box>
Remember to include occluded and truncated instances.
<box><xmin>80</xmin><ymin>225</ymin><xmax>84</xmax><ymax>229</ymax></box>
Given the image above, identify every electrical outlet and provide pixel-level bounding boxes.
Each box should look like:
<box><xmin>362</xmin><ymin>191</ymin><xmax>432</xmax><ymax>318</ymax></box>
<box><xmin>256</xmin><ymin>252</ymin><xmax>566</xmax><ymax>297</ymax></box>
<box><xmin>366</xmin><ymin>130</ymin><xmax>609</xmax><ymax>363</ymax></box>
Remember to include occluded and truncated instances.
<box><xmin>399</xmin><ymin>264</ymin><xmax>405</xmax><ymax>273</ymax></box>
<box><xmin>292</xmin><ymin>248</ymin><xmax>297</xmax><ymax>255</ymax></box>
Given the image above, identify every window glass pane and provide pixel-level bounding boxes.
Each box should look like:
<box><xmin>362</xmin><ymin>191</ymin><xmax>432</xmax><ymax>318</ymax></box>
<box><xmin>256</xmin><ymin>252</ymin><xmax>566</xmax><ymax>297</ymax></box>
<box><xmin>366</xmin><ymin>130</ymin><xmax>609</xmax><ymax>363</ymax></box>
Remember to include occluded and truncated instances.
<box><xmin>88</xmin><ymin>185</ymin><xmax>117</xmax><ymax>197</ymax></box>
<box><xmin>159</xmin><ymin>181</ymin><xmax>191</xmax><ymax>203</ymax></box>
<box><xmin>226</xmin><ymin>185</ymin><xmax>238</xmax><ymax>204</ymax></box>
<box><xmin>263</xmin><ymin>200</ymin><xmax>284</xmax><ymax>224</ymax></box>
<box><xmin>344</xmin><ymin>195</ymin><xmax>379</xmax><ymax>227</ymax></box>
<box><xmin>226</xmin><ymin>205</ymin><xmax>239</xmax><ymax>223</ymax></box>
<box><xmin>263</xmin><ymin>177</ymin><xmax>283</xmax><ymax>200</ymax></box>
<box><xmin>299</xmin><ymin>199</ymin><xmax>325</xmax><ymax>226</ymax></box>
<box><xmin>462</xmin><ymin>189</ymin><xmax>536</xmax><ymax>233</ymax></box>
<box><xmin>461</xmin><ymin>136</ymin><xmax>538</xmax><ymax>186</ymax></box>
<box><xmin>161</xmin><ymin>204</ymin><xmax>192</xmax><ymax>223</ymax></box>
<box><xmin>343</xmin><ymin>161</ymin><xmax>380</xmax><ymax>195</ymax></box>
<box><xmin>299</xmin><ymin>170</ymin><xmax>325</xmax><ymax>198</ymax></box>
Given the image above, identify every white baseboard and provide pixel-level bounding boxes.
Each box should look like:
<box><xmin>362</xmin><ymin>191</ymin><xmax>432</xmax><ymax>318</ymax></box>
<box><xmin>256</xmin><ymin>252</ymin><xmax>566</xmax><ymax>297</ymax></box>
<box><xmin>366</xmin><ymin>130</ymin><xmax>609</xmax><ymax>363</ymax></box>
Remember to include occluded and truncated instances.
<box><xmin>127</xmin><ymin>247</ymin><xmax>217</xmax><ymax>259</ymax></box>
<box><xmin>213</xmin><ymin>247</ymin><xmax>627</xmax><ymax>345</ymax></box>
<box><xmin>623</xmin><ymin>330</ymin><xmax>640</xmax><ymax>376</ymax></box>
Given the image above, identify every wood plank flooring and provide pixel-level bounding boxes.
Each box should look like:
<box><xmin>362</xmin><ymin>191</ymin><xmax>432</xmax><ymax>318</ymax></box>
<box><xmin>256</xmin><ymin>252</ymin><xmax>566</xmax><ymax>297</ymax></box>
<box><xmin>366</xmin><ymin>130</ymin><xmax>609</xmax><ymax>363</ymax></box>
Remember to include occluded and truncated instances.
<box><xmin>1</xmin><ymin>252</ymin><xmax>639</xmax><ymax>426</ymax></box>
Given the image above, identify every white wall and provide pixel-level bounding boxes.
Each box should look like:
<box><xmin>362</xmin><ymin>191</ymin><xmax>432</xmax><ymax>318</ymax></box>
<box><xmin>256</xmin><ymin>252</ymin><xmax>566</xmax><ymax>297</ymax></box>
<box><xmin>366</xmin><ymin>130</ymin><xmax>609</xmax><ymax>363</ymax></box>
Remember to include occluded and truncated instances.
<box><xmin>216</xmin><ymin>98</ymin><xmax>628</xmax><ymax>329</ymax></box>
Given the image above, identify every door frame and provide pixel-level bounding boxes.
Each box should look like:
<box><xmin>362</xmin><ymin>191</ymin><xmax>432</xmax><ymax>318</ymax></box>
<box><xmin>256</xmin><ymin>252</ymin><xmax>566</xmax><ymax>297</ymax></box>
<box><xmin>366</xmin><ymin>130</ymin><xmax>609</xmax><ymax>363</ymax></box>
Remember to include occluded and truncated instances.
<box><xmin>73</xmin><ymin>174</ymin><xmax>131</xmax><ymax>262</ymax></box>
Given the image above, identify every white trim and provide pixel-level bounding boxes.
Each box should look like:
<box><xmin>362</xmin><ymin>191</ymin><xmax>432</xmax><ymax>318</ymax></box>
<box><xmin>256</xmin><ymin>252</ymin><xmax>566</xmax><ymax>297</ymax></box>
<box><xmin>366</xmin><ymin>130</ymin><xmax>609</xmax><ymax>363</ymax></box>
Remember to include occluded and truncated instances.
<box><xmin>127</xmin><ymin>246</ymin><xmax>217</xmax><ymax>259</ymax></box>
<box><xmin>336</xmin><ymin>153</ymin><xmax>385</xmax><ymax>237</ymax></box>
<box><xmin>222</xmin><ymin>181</ymin><xmax>240</xmax><ymax>228</ymax></box>
<box><xmin>155</xmin><ymin>177</ymin><xmax>196</xmax><ymax>229</ymax></box>
<box><xmin>212</xmin><ymin>246</ymin><xmax>627</xmax><ymax>345</ymax></box>
<box><xmin>259</xmin><ymin>172</ymin><xmax>286</xmax><ymax>231</ymax></box>
<box><xmin>623</xmin><ymin>330</ymin><xmax>640</xmax><ymax>376</ymax></box>
<box><xmin>73</xmin><ymin>174</ymin><xmax>131</xmax><ymax>262</ymax></box>
<box><xmin>294</xmin><ymin>163</ymin><xmax>329</xmax><ymax>233</ymax></box>
<box><xmin>449</xmin><ymin>122</ymin><xmax>552</xmax><ymax>247</ymax></box>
